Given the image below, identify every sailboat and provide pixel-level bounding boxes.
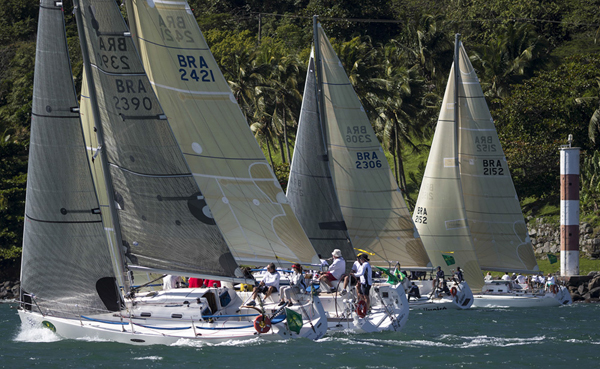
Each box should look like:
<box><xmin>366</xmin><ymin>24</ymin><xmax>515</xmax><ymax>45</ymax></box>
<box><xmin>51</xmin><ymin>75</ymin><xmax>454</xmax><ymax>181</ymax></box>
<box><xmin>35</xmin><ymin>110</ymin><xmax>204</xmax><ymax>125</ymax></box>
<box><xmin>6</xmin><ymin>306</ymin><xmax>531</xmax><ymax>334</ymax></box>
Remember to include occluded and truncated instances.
<box><xmin>286</xmin><ymin>16</ymin><xmax>472</xmax><ymax>319</ymax></box>
<box><xmin>19</xmin><ymin>0</ymin><xmax>326</xmax><ymax>345</ymax></box>
<box><xmin>122</xmin><ymin>0</ymin><xmax>330</xmax><ymax>328</ymax></box>
<box><xmin>413</xmin><ymin>35</ymin><xmax>571</xmax><ymax>308</ymax></box>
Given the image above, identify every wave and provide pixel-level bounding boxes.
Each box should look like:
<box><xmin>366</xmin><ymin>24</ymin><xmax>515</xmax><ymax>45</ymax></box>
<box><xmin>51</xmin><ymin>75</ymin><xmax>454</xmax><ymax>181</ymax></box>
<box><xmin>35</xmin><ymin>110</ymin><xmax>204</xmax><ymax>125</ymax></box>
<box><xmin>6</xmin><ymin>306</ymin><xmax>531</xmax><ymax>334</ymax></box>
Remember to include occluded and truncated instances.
<box><xmin>133</xmin><ymin>356</ymin><xmax>163</xmax><ymax>361</ymax></box>
<box><xmin>14</xmin><ymin>321</ymin><xmax>62</xmax><ymax>343</ymax></box>
<box><xmin>319</xmin><ymin>335</ymin><xmax>547</xmax><ymax>349</ymax></box>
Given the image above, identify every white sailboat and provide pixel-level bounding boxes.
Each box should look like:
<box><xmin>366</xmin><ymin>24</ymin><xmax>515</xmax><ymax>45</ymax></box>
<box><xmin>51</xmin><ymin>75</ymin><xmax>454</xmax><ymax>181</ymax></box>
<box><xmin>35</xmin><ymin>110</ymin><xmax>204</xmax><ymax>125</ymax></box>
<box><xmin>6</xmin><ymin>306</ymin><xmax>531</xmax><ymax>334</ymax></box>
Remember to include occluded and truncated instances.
<box><xmin>286</xmin><ymin>17</ymin><xmax>472</xmax><ymax>317</ymax></box>
<box><xmin>19</xmin><ymin>0</ymin><xmax>326</xmax><ymax>345</ymax></box>
<box><xmin>413</xmin><ymin>35</ymin><xmax>571</xmax><ymax>308</ymax></box>
<box><xmin>122</xmin><ymin>0</ymin><xmax>331</xmax><ymax>332</ymax></box>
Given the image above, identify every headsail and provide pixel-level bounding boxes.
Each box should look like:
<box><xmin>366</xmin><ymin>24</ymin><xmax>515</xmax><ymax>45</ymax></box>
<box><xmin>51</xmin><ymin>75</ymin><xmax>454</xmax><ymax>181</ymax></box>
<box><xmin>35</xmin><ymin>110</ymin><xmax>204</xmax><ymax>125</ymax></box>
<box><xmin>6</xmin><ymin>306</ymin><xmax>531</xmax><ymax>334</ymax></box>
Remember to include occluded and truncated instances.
<box><xmin>126</xmin><ymin>0</ymin><xmax>318</xmax><ymax>266</ymax></box>
<box><xmin>75</xmin><ymin>0</ymin><xmax>239</xmax><ymax>280</ymax></box>
<box><xmin>455</xmin><ymin>42</ymin><xmax>537</xmax><ymax>273</ymax></box>
<box><xmin>413</xmin><ymin>38</ymin><xmax>483</xmax><ymax>290</ymax></box>
<box><xmin>314</xmin><ymin>21</ymin><xmax>430</xmax><ymax>268</ymax></box>
<box><xmin>21</xmin><ymin>0</ymin><xmax>117</xmax><ymax>314</ymax></box>
<box><xmin>287</xmin><ymin>51</ymin><xmax>356</xmax><ymax>266</ymax></box>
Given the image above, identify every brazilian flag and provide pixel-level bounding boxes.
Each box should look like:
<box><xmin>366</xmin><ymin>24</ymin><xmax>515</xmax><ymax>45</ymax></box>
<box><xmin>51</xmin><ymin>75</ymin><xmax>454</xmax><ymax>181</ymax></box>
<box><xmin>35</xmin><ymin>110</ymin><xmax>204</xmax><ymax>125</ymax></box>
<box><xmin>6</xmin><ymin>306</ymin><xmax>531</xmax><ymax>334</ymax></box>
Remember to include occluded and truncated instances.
<box><xmin>548</xmin><ymin>253</ymin><xmax>558</xmax><ymax>264</ymax></box>
<box><xmin>375</xmin><ymin>266</ymin><xmax>405</xmax><ymax>284</ymax></box>
<box><xmin>442</xmin><ymin>254</ymin><xmax>456</xmax><ymax>266</ymax></box>
<box><xmin>286</xmin><ymin>308</ymin><xmax>303</xmax><ymax>334</ymax></box>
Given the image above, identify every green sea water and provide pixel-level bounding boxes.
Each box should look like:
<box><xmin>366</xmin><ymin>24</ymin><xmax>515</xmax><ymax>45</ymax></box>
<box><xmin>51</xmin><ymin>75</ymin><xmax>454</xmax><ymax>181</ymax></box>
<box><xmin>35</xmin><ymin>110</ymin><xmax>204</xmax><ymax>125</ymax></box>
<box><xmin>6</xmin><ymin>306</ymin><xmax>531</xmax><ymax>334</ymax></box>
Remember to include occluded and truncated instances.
<box><xmin>1</xmin><ymin>302</ymin><xmax>599</xmax><ymax>368</ymax></box>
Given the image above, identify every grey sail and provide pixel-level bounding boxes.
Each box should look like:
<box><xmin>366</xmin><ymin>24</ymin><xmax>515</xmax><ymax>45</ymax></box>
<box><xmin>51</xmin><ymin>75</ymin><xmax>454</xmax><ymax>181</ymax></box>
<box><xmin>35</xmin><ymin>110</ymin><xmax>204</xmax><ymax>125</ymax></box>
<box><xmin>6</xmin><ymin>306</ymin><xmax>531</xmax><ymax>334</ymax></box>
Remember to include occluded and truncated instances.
<box><xmin>76</xmin><ymin>0</ymin><xmax>237</xmax><ymax>278</ymax></box>
<box><xmin>287</xmin><ymin>53</ymin><xmax>356</xmax><ymax>265</ymax></box>
<box><xmin>20</xmin><ymin>0</ymin><xmax>117</xmax><ymax>315</ymax></box>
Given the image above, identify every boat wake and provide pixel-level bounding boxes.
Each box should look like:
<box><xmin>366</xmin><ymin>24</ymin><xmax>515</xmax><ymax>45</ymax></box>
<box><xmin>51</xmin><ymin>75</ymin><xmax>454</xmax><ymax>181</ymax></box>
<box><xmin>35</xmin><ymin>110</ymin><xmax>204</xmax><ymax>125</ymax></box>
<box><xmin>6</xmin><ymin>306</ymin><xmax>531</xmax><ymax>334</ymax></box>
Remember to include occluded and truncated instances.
<box><xmin>14</xmin><ymin>321</ymin><xmax>61</xmax><ymax>343</ymax></box>
<box><xmin>170</xmin><ymin>337</ymin><xmax>274</xmax><ymax>348</ymax></box>
<box><xmin>133</xmin><ymin>356</ymin><xmax>163</xmax><ymax>361</ymax></box>
<box><xmin>319</xmin><ymin>334</ymin><xmax>547</xmax><ymax>349</ymax></box>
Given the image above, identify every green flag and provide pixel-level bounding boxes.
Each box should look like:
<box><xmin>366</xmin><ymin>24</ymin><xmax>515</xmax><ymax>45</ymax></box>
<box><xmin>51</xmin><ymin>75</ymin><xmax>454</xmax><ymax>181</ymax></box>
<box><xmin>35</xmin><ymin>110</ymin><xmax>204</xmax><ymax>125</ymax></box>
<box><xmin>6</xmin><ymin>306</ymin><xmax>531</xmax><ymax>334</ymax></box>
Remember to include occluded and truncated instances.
<box><xmin>442</xmin><ymin>254</ymin><xmax>456</xmax><ymax>266</ymax></box>
<box><xmin>285</xmin><ymin>308</ymin><xmax>303</xmax><ymax>334</ymax></box>
<box><xmin>548</xmin><ymin>253</ymin><xmax>558</xmax><ymax>264</ymax></box>
<box><xmin>375</xmin><ymin>266</ymin><xmax>405</xmax><ymax>284</ymax></box>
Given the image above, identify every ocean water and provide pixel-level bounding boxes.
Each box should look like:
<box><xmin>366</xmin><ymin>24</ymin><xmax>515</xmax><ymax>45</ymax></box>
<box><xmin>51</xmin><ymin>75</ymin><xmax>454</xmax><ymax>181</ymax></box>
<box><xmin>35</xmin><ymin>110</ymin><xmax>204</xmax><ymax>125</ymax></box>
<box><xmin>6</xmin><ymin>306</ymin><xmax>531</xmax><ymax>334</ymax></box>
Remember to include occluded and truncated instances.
<box><xmin>1</xmin><ymin>301</ymin><xmax>599</xmax><ymax>368</ymax></box>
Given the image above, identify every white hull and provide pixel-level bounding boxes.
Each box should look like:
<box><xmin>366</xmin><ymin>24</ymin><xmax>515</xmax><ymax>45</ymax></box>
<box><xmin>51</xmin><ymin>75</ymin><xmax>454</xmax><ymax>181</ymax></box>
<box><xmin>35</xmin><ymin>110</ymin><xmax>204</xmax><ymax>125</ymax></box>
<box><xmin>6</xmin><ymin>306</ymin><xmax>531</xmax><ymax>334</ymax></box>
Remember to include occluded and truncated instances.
<box><xmin>19</xmin><ymin>287</ymin><xmax>327</xmax><ymax>345</ymax></box>
<box><xmin>408</xmin><ymin>281</ymin><xmax>474</xmax><ymax>311</ymax></box>
<box><xmin>320</xmin><ymin>283</ymin><xmax>409</xmax><ymax>333</ymax></box>
<box><xmin>472</xmin><ymin>281</ymin><xmax>572</xmax><ymax>308</ymax></box>
<box><xmin>242</xmin><ymin>282</ymin><xmax>409</xmax><ymax>334</ymax></box>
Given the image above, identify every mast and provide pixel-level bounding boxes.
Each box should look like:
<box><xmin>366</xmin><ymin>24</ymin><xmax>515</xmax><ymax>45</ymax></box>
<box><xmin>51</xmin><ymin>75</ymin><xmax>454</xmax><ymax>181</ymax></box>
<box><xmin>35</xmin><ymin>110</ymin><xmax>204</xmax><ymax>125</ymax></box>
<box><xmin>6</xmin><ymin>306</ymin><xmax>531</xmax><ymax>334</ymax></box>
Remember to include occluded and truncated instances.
<box><xmin>454</xmin><ymin>33</ymin><xmax>460</xmax><ymax>166</ymax></box>
<box><xmin>74</xmin><ymin>1</ymin><xmax>130</xmax><ymax>293</ymax></box>
<box><xmin>313</xmin><ymin>16</ymin><xmax>329</xmax><ymax>157</ymax></box>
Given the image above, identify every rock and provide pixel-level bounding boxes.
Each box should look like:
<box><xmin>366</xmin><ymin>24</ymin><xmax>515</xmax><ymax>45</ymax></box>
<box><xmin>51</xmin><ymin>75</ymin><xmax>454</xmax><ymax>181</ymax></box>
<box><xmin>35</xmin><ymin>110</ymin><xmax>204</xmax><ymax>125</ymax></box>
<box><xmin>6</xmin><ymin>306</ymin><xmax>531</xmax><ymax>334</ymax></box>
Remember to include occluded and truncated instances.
<box><xmin>589</xmin><ymin>287</ymin><xmax>600</xmax><ymax>299</ymax></box>
<box><xmin>572</xmin><ymin>294</ymin><xmax>585</xmax><ymax>302</ymax></box>
<box><xmin>0</xmin><ymin>289</ymin><xmax>7</xmax><ymax>298</ymax></box>
<box><xmin>578</xmin><ymin>284</ymin><xmax>588</xmax><ymax>295</ymax></box>
<box><xmin>588</xmin><ymin>276</ymin><xmax>600</xmax><ymax>291</ymax></box>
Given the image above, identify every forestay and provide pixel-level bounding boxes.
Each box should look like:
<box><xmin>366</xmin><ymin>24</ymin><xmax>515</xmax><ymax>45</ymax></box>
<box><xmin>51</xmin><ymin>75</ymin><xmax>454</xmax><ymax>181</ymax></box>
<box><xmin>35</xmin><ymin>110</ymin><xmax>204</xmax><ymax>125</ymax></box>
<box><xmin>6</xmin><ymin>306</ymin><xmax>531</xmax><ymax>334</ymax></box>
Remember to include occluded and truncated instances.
<box><xmin>287</xmin><ymin>52</ymin><xmax>356</xmax><ymax>266</ymax></box>
<box><xmin>315</xmin><ymin>23</ymin><xmax>430</xmax><ymax>268</ymax></box>
<box><xmin>127</xmin><ymin>0</ymin><xmax>318</xmax><ymax>266</ymax></box>
<box><xmin>20</xmin><ymin>0</ymin><xmax>116</xmax><ymax>314</ymax></box>
<box><xmin>76</xmin><ymin>0</ymin><xmax>237</xmax><ymax>279</ymax></box>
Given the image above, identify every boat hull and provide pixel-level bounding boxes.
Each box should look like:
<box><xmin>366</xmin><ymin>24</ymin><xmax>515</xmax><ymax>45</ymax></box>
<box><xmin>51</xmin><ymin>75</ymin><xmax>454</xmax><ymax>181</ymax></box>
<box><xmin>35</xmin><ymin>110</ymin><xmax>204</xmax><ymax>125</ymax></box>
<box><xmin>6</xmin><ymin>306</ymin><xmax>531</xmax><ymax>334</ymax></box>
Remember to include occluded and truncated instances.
<box><xmin>408</xmin><ymin>281</ymin><xmax>474</xmax><ymax>310</ymax></box>
<box><xmin>472</xmin><ymin>286</ymin><xmax>573</xmax><ymax>308</ymax></box>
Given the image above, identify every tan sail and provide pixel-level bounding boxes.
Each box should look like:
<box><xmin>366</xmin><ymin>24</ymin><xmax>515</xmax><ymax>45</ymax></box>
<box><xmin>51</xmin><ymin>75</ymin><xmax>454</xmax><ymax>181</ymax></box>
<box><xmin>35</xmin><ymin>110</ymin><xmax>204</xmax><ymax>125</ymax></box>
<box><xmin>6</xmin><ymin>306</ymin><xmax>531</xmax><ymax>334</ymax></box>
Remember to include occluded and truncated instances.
<box><xmin>413</xmin><ymin>62</ymin><xmax>484</xmax><ymax>291</ymax></box>
<box><xmin>455</xmin><ymin>44</ymin><xmax>537</xmax><ymax>273</ymax></box>
<box><xmin>315</xmin><ymin>23</ymin><xmax>430</xmax><ymax>269</ymax></box>
<box><xmin>128</xmin><ymin>0</ymin><xmax>318</xmax><ymax>266</ymax></box>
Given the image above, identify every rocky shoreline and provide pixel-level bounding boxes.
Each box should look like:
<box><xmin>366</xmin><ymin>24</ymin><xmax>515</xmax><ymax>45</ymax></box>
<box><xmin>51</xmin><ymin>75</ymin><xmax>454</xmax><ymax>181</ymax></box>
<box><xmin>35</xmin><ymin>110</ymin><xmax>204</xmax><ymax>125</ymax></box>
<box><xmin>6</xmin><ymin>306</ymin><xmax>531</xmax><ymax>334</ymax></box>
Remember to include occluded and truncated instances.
<box><xmin>0</xmin><ymin>280</ymin><xmax>20</xmax><ymax>301</ymax></box>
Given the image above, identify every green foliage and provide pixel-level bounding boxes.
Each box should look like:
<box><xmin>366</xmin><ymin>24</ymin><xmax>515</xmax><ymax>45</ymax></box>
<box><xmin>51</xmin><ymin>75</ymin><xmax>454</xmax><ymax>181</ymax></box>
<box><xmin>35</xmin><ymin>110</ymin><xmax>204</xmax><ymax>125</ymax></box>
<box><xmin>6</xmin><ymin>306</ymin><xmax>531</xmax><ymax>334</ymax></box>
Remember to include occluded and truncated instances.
<box><xmin>581</xmin><ymin>150</ymin><xmax>600</xmax><ymax>214</ymax></box>
<box><xmin>495</xmin><ymin>54</ymin><xmax>600</xmax><ymax>200</ymax></box>
<box><xmin>0</xmin><ymin>136</ymin><xmax>27</xmax><ymax>260</ymax></box>
<box><xmin>273</xmin><ymin>162</ymin><xmax>290</xmax><ymax>191</ymax></box>
<box><xmin>0</xmin><ymin>0</ymin><xmax>38</xmax><ymax>47</ymax></box>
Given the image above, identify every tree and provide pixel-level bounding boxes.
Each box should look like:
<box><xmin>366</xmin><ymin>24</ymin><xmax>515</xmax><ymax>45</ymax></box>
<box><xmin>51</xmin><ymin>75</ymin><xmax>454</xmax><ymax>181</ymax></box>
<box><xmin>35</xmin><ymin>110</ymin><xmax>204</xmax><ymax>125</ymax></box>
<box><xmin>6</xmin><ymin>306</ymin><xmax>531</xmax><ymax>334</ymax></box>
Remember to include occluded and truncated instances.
<box><xmin>494</xmin><ymin>54</ymin><xmax>600</xmax><ymax>200</ymax></box>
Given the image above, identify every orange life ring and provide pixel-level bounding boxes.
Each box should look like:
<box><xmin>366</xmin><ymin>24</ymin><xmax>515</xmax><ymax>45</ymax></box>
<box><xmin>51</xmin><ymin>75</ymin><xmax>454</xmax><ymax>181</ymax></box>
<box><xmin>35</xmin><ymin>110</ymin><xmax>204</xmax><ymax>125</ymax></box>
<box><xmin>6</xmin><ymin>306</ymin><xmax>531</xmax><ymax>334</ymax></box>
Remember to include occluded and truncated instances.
<box><xmin>356</xmin><ymin>300</ymin><xmax>368</xmax><ymax>318</ymax></box>
<box><xmin>551</xmin><ymin>285</ymin><xmax>559</xmax><ymax>294</ymax></box>
<box><xmin>254</xmin><ymin>314</ymin><xmax>271</xmax><ymax>334</ymax></box>
<box><xmin>450</xmin><ymin>287</ymin><xmax>457</xmax><ymax>297</ymax></box>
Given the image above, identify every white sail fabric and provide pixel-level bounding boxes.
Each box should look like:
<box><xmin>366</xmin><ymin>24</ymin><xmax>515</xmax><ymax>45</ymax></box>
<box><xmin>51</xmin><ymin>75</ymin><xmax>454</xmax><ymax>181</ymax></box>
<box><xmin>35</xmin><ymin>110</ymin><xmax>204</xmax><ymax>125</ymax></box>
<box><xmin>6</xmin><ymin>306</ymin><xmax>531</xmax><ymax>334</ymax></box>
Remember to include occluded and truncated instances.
<box><xmin>21</xmin><ymin>0</ymin><xmax>117</xmax><ymax>315</ymax></box>
<box><xmin>455</xmin><ymin>44</ymin><xmax>537</xmax><ymax>273</ymax></box>
<box><xmin>287</xmin><ymin>53</ymin><xmax>356</xmax><ymax>266</ymax></box>
<box><xmin>413</xmin><ymin>62</ymin><xmax>484</xmax><ymax>291</ymax></box>
<box><xmin>315</xmin><ymin>24</ymin><xmax>430</xmax><ymax>268</ymax></box>
<box><xmin>76</xmin><ymin>0</ymin><xmax>238</xmax><ymax>278</ymax></box>
<box><xmin>128</xmin><ymin>0</ymin><xmax>318</xmax><ymax>266</ymax></box>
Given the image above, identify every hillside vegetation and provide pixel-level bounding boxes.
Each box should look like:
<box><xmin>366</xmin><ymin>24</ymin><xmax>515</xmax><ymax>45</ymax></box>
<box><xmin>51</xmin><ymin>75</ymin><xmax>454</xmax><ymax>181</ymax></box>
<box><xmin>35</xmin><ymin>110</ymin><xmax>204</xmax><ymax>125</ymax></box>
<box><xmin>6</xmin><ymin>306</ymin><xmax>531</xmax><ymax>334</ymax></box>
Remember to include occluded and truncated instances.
<box><xmin>2</xmin><ymin>0</ymin><xmax>600</xmax><ymax>264</ymax></box>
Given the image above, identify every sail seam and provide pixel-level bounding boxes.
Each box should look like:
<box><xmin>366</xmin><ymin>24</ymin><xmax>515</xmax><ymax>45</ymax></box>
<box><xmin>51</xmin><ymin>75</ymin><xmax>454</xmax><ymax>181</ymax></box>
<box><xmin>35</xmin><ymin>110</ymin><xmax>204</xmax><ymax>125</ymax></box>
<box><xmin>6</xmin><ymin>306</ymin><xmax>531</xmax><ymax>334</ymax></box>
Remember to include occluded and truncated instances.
<box><xmin>25</xmin><ymin>214</ymin><xmax>102</xmax><ymax>224</ymax></box>
<box><xmin>31</xmin><ymin>112</ymin><xmax>79</xmax><ymax>119</ymax></box>
<box><xmin>184</xmin><ymin>152</ymin><xmax>264</xmax><ymax>161</ymax></box>
<box><xmin>137</xmin><ymin>36</ymin><xmax>208</xmax><ymax>51</ymax></box>
<box><xmin>149</xmin><ymin>81</ymin><xmax>233</xmax><ymax>97</ymax></box>
<box><xmin>109</xmin><ymin>163</ymin><xmax>192</xmax><ymax>178</ymax></box>
<box><xmin>90</xmin><ymin>64</ymin><xmax>145</xmax><ymax>77</ymax></box>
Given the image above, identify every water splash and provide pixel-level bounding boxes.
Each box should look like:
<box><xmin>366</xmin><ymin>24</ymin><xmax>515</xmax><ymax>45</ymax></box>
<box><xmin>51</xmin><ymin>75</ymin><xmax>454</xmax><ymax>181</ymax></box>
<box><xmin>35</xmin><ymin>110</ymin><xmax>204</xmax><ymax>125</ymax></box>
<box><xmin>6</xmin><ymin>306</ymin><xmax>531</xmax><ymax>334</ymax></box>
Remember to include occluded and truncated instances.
<box><xmin>14</xmin><ymin>321</ymin><xmax>62</xmax><ymax>343</ymax></box>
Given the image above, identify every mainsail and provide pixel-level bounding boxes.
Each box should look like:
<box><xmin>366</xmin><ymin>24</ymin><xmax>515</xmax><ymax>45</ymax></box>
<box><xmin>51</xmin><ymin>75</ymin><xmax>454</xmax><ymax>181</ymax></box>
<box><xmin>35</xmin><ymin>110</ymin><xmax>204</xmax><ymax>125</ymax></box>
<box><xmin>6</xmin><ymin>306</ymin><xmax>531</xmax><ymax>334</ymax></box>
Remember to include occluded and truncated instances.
<box><xmin>75</xmin><ymin>0</ymin><xmax>239</xmax><ymax>280</ymax></box>
<box><xmin>414</xmin><ymin>37</ymin><xmax>537</xmax><ymax>288</ymax></box>
<box><xmin>126</xmin><ymin>0</ymin><xmax>318</xmax><ymax>266</ymax></box>
<box><xmin>314</xmin><ymin>21</ymin><xmax>430</xmax><ymax>268</ymax></box>
<box><xmin>287</xmin><ymin>52</ymin><xmax>356</xmax><ymax>266</ymax></box>
<box><xmin>20</xmin><ymin>0</ymin><xmax>117</xmax><ymax>314</ymax></box>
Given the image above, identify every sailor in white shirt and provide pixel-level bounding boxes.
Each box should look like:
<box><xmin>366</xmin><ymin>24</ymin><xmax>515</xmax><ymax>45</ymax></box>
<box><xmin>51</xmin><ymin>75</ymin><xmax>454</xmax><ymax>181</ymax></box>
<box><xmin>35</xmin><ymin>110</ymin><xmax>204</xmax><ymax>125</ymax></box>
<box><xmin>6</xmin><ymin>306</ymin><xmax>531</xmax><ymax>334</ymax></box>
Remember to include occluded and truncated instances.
<box><xmin>318</xmin><ymin>249</ymin><xmax>346</xmax><ymax>291</ymax></box>
<box><xmin>354</xmin><ymin>254</ymin><xmax>373</xmax><ymax>311</ymax></box>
